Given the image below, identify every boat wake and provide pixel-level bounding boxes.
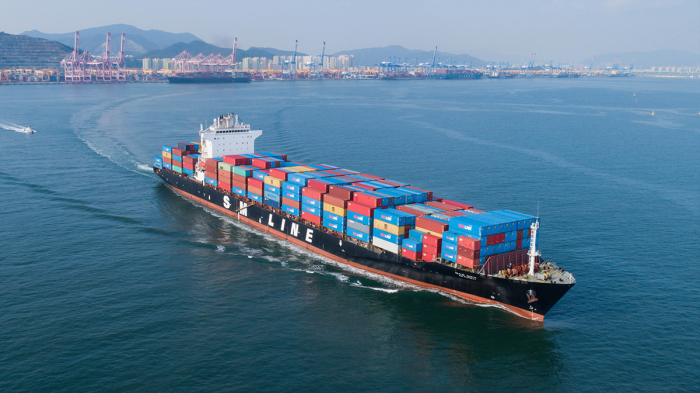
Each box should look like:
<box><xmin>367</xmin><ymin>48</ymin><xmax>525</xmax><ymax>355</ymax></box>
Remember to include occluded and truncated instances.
<box><xmin>0</xmin><ymin>121</ymin><xmax>35</xmax><ymax>133</ymax></box>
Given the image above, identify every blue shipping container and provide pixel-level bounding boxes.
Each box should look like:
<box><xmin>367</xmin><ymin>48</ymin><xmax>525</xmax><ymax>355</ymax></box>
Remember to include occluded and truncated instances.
<box><xmin>253</xmin><ymin>171</ymin><xmax>268</xmax><ymax>181</ymax></box>
<box><xmin>249</xmin><ymin>192</ymin><xmax>263</xmax><ymax>203</ymax></box>
<box><xmin>205</xmin><ymin>177</ymin><xmax>218</xmax><ymax>187</ymax></box>
<box><xmin>163</xmin><ymin>162</ymin><xmax>172</xmax><ymax>170</ymax></box>
<box><xmin>172</xmin><ymin>155</ymin><xmax>182</xmax><ymax>163</ymax></box>
<box><xmin>374</xmin><ymin>228</ymin><xmax>404</xmax><ymax>245</ymax></box>
<box><xmin>347</xmin><ymin>229</ymin><xmax>371</xmax><ymax>243</ymax></box>
<box><xmin>233</xmin><ymin>187</ymin><xmax>246</xmax><ymax>197</ymax></box>
<box><xmin>323</xmin><ymin>220</ymin><xmax>345</xmax><ymax>233</ymax></box>
<box><xmin>302</xmin><ymin>203</ymin><xmax>322</xmax><ymax>216</ymax></box>
<box><xmin>374</xmin><ymin>208</ymin><xmax>414</xmax><ymax>226</ymax></box>
<box><xmin>442</xmin><ymin>231</ymin><xmax>460</xmax><ymax>244</ymax></box>
<box><xmin>442</xmin><ymin>251</ymin><xmax>457</xmax><ymax>263</ymax></box>
<box><xmin>154</xmin><ymin>156</ymin><xmax>163</xmax><ymax>164</ymax></box>
<box><xmin>323</xmin><ymin>210</ymin><xmax>346</xmax><ymax>225</ymax></box>
<box><xmin>409</xmin><ymin>229</ymin><xmax>426</xmax><ymax>242</ymax></box>
<box><xmin>282</xmin><ymin>181</ymin><xmax>301</xmax><ymax>194</ymax></box>
<box><xmin>264</xmin><ymin>184</ymin><xmax>281</xmax><ymax>194</ymax></box>
<box><xmin>183</xmin><ymin>168</ymin><xmax>194</xmax><ymax>176</ymax></box>
<box><xmin>283</xmin><ymin>190</ymin><xmax>301</xmax><ymax>201</ymax></box>
<box><xmin>402</xmin><ymin>238</ymin><xmax>423</xmax><ymax>252</ymax></box>
<box><xmin>264</xmin><ymin>198</ymin><xmax>280</xmax><ymax>209</ymax></box>
<box><xmin>442</xmin><ymin>241</ymin><xmax>458</xmax><ymax>253</ymax></box>
<box><xmin>347</xmin><ymin>211</ymin><xmax>373</xmax><ymax>226</ymax></box>
<box><xmin>302</xmin><ymin>196</ymin><xmax>322</xmax><ymax>208</ymax></box>
<box><xmin>282</xmin><ymin>204</ymin><xmax>299</xmax><ymax>216</ymax></box>
<box><xmin>264</xmin><ymin>192</ymin><xmax>281</xmax><ymax>202</ymax></box>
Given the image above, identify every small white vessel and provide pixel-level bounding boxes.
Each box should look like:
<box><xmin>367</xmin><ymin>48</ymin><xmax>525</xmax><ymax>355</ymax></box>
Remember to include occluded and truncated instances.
<box><xmin>20</xmin><ymin>126</ymin><xmax>35</xmax><ymax>134</ymax></box>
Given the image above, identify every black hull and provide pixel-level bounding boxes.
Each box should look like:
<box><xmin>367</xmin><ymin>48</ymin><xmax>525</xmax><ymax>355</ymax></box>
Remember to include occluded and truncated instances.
<box><xmin>156</xmin><ymin>168</ymin><xmax>573</xmax><ymax>320</ymax></box>
<box><xmin>168</xmin><ymin>77</ymin><xmax>251</xmax><ymax>84</ymax></box>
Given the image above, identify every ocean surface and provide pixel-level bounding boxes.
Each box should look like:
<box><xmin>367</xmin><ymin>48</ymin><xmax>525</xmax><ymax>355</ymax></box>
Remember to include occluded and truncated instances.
<box><xmin>1</xmin><ymin>78</ymin><xmax>698</xmax><ymax>392</ymax></box>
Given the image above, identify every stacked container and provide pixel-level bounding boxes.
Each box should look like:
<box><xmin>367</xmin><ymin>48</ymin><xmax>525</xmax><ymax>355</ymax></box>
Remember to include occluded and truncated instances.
<box><xmin>372</xmin><ymin>208</ymin><xmax>416</xmax><ymax>254</ymax></box>
<box><xmin>322</xmin><ymin>185</ymin><xmax>353</xmax><ymax>234</ymax></box>
<box><xmin>205</xmin><ymin>158</ymin><xmax>221</xmax><ymax>187</ymax></box>
<box><xmin>346</xmin><ymin>200</ymin><xmax>375</xmax><ymax>244</ymax></box>
<box><xmin>301</xmin><ymin>186</ymin><xmax>324</xmax><ymax>226</ymax></box>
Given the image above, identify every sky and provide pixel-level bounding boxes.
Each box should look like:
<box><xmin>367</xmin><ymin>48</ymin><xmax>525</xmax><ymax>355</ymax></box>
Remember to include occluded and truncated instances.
<box><xmin>3</xmin><ymin>0</ymin><xmax>699</xmax><ymax>62</ymax></box>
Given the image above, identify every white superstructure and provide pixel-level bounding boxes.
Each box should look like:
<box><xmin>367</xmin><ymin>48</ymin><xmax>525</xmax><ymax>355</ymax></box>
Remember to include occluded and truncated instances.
<box><xmin>199</xmin><ymin>113</ymin><xmax>262</xmax><ymax>159</ymax></box>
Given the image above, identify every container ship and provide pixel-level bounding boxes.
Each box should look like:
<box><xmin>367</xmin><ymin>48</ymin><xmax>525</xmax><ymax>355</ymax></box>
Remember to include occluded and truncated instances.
<box><xmin>168</xmin><ymin>72</ymin><xmax>251</xmax><ymax>84</ymax></box>
<box><xmin>153</xmin><ymin>113</ymin><xmax>575</xmax><ymax>321</ymax></box>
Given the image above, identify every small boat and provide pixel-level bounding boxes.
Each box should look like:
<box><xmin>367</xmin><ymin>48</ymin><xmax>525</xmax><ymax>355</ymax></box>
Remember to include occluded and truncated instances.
<box><xmin>19</xmin><ymin>126</ymin><xmax>35</xmax><ymax>133</ymax></box>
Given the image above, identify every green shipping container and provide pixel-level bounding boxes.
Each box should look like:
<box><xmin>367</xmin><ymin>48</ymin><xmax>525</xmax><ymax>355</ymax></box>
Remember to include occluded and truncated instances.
<box><xmin>218</xmin><ymin>162</ymin><xmax>235</xmax><ymax>172</ymax></box>
<box><xmin>173</xmin><ymin>165</ymin><xmax>183</xmax><ymax>173</ymax></box>
<box><xmin>233</xmin><ymin>166</ymin><xmax>254</xmax><ymax>177</ymax></box>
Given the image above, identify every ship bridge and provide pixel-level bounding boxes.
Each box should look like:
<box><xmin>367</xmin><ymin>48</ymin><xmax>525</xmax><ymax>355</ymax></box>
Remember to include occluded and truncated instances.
<box><xmin>199</xmin><ymin>113</ymin><xmax>262</xmax><ymax>158</ymax></box>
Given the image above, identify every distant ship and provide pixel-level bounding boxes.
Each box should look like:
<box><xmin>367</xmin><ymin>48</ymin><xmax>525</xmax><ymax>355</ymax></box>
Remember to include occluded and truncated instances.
<box><xmin>168</xmin><ymin>72</ymin><xmax>251</xmax><ymax>84</ymax></box>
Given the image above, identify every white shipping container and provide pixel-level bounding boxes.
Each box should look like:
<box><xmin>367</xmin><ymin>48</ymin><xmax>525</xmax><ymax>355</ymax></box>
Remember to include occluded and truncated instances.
<box><xmin>372</xmin><ymin>236</ymin><xmax>400</xmax><ymax>254</ymax></box>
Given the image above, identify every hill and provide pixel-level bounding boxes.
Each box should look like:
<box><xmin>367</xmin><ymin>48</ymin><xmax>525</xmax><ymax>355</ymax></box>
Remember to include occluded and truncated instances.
<box><xmin>585</xmin><ymin>50</ymin><xmax>700</xmax><ymax>69</ymax></box>
<box><xmin>330</xmin><ymin>45</ymin><xmax>485</xmax><ymax>67</ymax></box>
<box><xmin>139</xmin><ymin>41</ymin><xmax>306</xmax><ymax>60</ymax></box>
<box><xmin>21</xmin><ymin>24</ymin><xmax>201</xmax><ymax>56</ymax></box>
<box><xmin>0</xmin><ymin>32</ymin><xmax>73</xmax><ymax>69</ymax></box>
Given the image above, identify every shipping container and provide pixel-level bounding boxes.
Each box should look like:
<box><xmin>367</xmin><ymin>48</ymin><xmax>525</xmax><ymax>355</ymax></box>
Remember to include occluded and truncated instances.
<box><xmin>264</xmin><ymin>176</ymin><xmax>283</xmax><ymax>188</ymax></box>
<box><xmin>301</xmin><ymin>195</ymin><xmax>323</xmax><ymax>208</ymax></box>
<box><xmin>346</xmin><ymin>219</ymin><xmax>371</xmax><ymax>234</ymax></box>
<box><xmin>219</xmin><ymin>182</ymin><xmax>232</xmax><ymax>192</ymax></box>
<box><xmin>456</xmin><ymin>255</ymin><xmax>479</xmax><ymax>270</ymax></box>
<box><xmin>374</xmin><ymin>208</ymin><xmax>415</xmax><ymax>226</ymax></box>
<box><xmin>423</xmin><ymin>244</ymin><xmax>439</xmax><ymax>257</ymax></box>
<box><xmin>374</xmin><ymin>229</ymin><xmax>404</xmax><ymax>245</ymax></box>
<box><xmin>281</xmin><ymin>197</ymin><xmax>300</xmax><ymax>209</ymax></box>
<box><xmin>289</xmin><ymin>173</ymin><xmax>311</xmax><ymax>186</ymax></box>
<box><xmin>323</xmin><ymin>203</ymin><xmax>347</xmax><ymax>217</ymax></box>
<box><xmin>323</xmin><ymin>219</ymin><xmax>345</xmax><ymax>233</ymax></box>
<box><xmin>347</xmin><ymin>229</ymin><xmax>371</xmax><ymax>243</ymax></box>
<box><xmin>442</xmin><ymin>251</ymin><xmax>457</xmax><ymax>263</ymax></box>
<box><xmin>402</xmin><ymin>238</ymin><xmax>423</xmax><ymax>252</ymax></box>
<box><xmin>422</xmin><ymin>233</ymin><xmax>442</xmax><ymax>249</ymax></box>
<box><xmin>162</xmin><ymin>145</ymin><xmax>175</xmax><ymax>154</ymax></box>
<box><xmin>264</xmin><ymin>198</ymin><xmax>280</xmax><ymax>209</ymax></box>
<box><xmin>302</xmin><ymin>203</ymin><xmax>322</xmax><ymax>217</ymax></box>
<box><xmin>282</xmin><ymin>181</ymin><xmax>301</xmax><ymax>194</ymax></box>
<box><xmin>233</xmin><ymin>186</ymin><xmax>246</xmax><ymax>197</ymax></box>
<box><xmin>172</xmin><ymin>165</ymin><xmax>183</xmax><ymax>173</ymax></box>
<box><xmin>233</xmin><ymin>166</ymin><xmax>255</xmax><ymax>177</ymax></box>
<box><xmin>409</xmin><ymin>229</ymin><xmax>426</xmax><ymax>242</ymax></box>
<box><xmin>249</xmin><ymin>192</ymin><xmax>263</xmax><ymax>203</ymax></box>
<box><xmin>282</xmin><ymin>190</ymin><xmax>301</xmax><ymax>202</ymax></box>
<box><xmin>264</xmin><ymin>192</ymin><xmax>281</xmax><ymax>202</ymax></box>
<box><xmin>328</xmin><ymin>185</ymin><xmax>354</xmax><ymax>200</ymax></box>
<box><xmin>374</xmin><ymin>220</ymin><xmax>409</xmax><ymax>236</ymax></box>
<box><xmin>222</xmin><ymin>155</ymin><xmax>251</xmax><ymax>166</ymax></box>
<box><xmin>282</xmin><ymin>204</ymin><xmax>299</xmax><ymax>216</ymax></box>
<box><xmin>402</xmin><ymin>249</ymin><xmax>420</xmax><ymax>261</ymax></box>
<box><xmin>248</xmin><ymin>186</ymin><xmax>263</xmax><ymax>197</ymax></box>
<box><xmin>323</xmin><ymin>194</ymin><xmax>349</xmax><ymax>209</ymax></box>
<box><xmin>442</xmin><ymin>241</ymin><xmax>458</xmax><ymax>253</ymax></box>
<box><xmin>415</xmin><ymin>216</ymin><xmax>448</xmax><ymax>234</ymax></box>
<box><xmin>163</xmin><ymin>162</ymin><xmax>172</xmax><ymax>170</ymax></box>
<box><xmin>353</xmin><ymin>192</ymin><xmax>383</xmax><ymax>208</ymax></box>
<box><xmin>322</xmin><ymin>210</ymin><xmax>346</xmax><ymax>225</ymax></box>
<box><xmin>205</xmin><ymin>177</ymin><xmax>218</xmax><ymax>187</ymax></box>
<box><xmin>253</xmin><ymin>169</ymin><xmax>270</xmax><ymax>181</ymax></box>
<box><xmin>422</xmin><ymin>252</ymin><xmax>437</xmax><ymax>263</ymax></box>
<box><xmin>301</xmin><ymin>211</ymin><xmax>322</xmax><ymax>225</ymax></box>
<box><xmin>347</xmin><ymin>211</ymin><xmax>373</xmax><ymax>226</ymax></box>
<box><xmin>372</xmin><ymin>236</ymin><xmax>400</xmax><ymax>254</ymax></box>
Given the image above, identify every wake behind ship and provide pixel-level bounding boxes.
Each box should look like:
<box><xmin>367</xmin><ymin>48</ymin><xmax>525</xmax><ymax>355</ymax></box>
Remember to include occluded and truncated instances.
<box><xmin>153</xmin><ymin>113</ymin><xmax>575</xmax><ymax>321</ymax></box>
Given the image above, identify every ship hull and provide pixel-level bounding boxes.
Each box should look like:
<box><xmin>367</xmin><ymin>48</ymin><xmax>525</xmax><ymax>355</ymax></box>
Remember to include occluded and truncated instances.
<box><xmin>167</xmin><ymin>76</ymin><xmax>251</xmax><ymax>84</ymax></box>
<box><xmin>156</xmin><ymin>168</ymin><xmax>573</xmax><ymax>321</ymax></box>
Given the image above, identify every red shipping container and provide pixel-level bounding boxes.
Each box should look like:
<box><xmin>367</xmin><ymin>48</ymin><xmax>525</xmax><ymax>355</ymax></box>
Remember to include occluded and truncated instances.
<box><xmin>353</xmin><ymin>192</ymin><xmax>382</xmax><ymax>208</ymax></box>
<box><xmin>396</xmin><ymin>205</ymin><xmax>427</xmax><ymax>217</ymax></box>
<box><xmin>248</xmin><ymin>186</ymin><xmax>263</xmax><ymax>196</ymax></box>
<box><xmin>251</xmin><ymin>158</ymin><xmax>271</xmax><ymax>169</ymax></box>
<box><xmin>269</xmin><ymin>168</ymin><xmax>290</xmax><ymax>181</ymax></box>
<box><xmin>183</xmin><ymin>162</ymin><xmax>195</xmax><ymax>170</ymax></box>
<box><xmin>441</xmin><ymin>199</ymin><xmax>474</xmax><ymax>210</ymax></box>
<box><xmin>171</xmin><ymin>148</ymin><xmax>185</xmax><ymax>156</ymax></box>
<box><xmin>328</xmin><ymin>185</ymin><xmax>354</xmax><ymax>200</ymax></box>
<box><xmin>457</xmin><ymin>255</ymin><xmax>479</xmax><ymax>269</ymax></box>
<box><xmin>232</xmin><ymin>180</ymin><xmax>247</xmax><ymax>191</ymax></box>
<box><xmin>358</xmin><ymin>174</ymin><xmax>385</xmax><ymax>180</ymax></box>
<box><xmin>162</xmin><ymin>156</ymin><xmax>172</xmax><ymax>165</ymax></box>
<box><xmin>402</xmin><ymin>249</ymin><xmax>419</xmax><ymax>261</ymax></box>
<box><xmin>183</xmin><ymin>155</ymin><xmax>197</xmax><ymax>164</ymax></box>
<box><xmin>422</xmin><ymin>252</ymin><xmax>437</xmax><ymax>263</ymax></box>
<box><xmin>307</xmin><ymin>179</ymin><xmax>331</xmax><ymax>193</ymax></box>
<box><xmin>232</xmin><ymin>173</ymin><xmax>247</xmax><ymax>184</ymax></box>
<box><xmin>301</xmin><ymin>211</ymin><xmax>321</xmax><ymax>225</ymax></box>
<box><xmin>416</xmin><ymin>216</ymin><xmax>449</xmax><ymax>233</ymax></box>
<box><xmin>352</xmin><ymin>182</ymin><xmax>379</xmax><ymax>191</ymax></box>
<box><xmin>323</xmin><ymin>194</ymin><xmax>348</xmax><ymax>208</ymax></box>
<box><xmin>423</xmin><ymin>244</ymin><xmax>438</xmax><ymax>256</ymax></box>
<box><xmin>347</xmin><ymin>201</ymin><xmax>375</xmax><ymax>217</ymax></box>
<box><xmin>247</xmin><ymin>177</ymin><xmax>264</xmax><ymax>189</ymax></box>
<box><xmin>516</xmin><ymin>239</ymin><xmax>522</xmax><ymax>249</ymax></box>
<box><xmin>222</xmin><ymin>155</ymin><xmax>251</xmax><ymax>166</ymax></box>
<box><xmin>219</xmin><ymin>182</ymin><xmax>232</xmax><ymax>192</ymax></box>
<box><xmin>426</xmin><ymin>201</ymin><xmax>461</xmax><ymax>211</ymax></box>
<box><xmin>206</xmin><ymin>159</ymin><xmax>219</xmax><ymax>169</ymax></box>
<box><xmin>458</xmin><ymin>246</ymin><xmax>480</xmax><ymax>259</ymax></box>
<box><xmin>301</xmin><ymin>187</ymin><xmax>324</xmax><ymax>200</ymax></box>
<box><xmin>282</xmin><ymin>197</ymin><xmax>300</xmax><ymax>209</ymax></box>
<box><xmin>422</xmin><ymin>233</ymin><xmax>442</xmax><ymax>249</ymax></box>
<box><xmin>205</xmin><ymin>170</ymin><xmax>218</xmax><ymax>180</ymax></box>
<box><xmin>218</xmin><ymin>168</ymin><xmax>232</xmax><ymax>180</ymax></box>
<box><xmin>458</xmin><ymin>235</ymin><xmax>480</xmax><ymax>250</ymax></box>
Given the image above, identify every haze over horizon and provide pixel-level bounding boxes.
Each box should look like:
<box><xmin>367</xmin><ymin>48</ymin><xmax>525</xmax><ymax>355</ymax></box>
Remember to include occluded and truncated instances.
<box><xmin>4</xmin><ymin>0</ymin><xmax>699</xmax><ymax>63</ymax></box>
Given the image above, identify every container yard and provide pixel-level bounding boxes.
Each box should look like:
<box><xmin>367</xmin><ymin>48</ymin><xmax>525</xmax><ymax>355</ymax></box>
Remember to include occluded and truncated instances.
<box><xmin>153</xmin><ymin>113</ymin><xmax>575</xmax><ymax>321</ymax></box>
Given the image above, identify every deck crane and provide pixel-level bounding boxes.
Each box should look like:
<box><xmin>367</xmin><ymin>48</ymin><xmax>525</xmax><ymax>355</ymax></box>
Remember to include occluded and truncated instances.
<box><xmin>318</xmin><ymin>42</ymin><xmax>325</xmax><ymax>79</ymax></box>
<box><xmin>284</xmin><ymin>40</ymin><xmax>298</xmax><ymax>80</ymax></box>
